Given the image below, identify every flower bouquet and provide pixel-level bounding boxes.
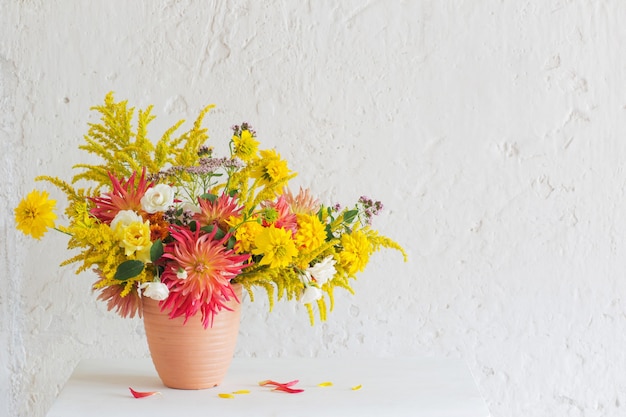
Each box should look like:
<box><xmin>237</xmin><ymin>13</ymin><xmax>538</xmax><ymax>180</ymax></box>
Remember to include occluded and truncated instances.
<box><xmin>15</xmin><ymin>93</ymin><xmax>407</xmax><ymax>329</ymax></box>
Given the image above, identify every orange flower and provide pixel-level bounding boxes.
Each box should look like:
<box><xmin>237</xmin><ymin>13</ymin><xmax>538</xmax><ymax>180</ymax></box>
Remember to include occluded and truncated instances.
<box><xmin>146</xmin><ymin>212</ymin><xmax>170</xmax><ymax>241</ymax></box>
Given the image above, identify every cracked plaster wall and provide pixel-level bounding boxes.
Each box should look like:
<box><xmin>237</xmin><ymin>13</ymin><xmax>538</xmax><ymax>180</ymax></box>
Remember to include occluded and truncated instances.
<box><xmin>2</xmin><ymin>1</ymin><xmax>626</xmax><ymax>416</ymax></box>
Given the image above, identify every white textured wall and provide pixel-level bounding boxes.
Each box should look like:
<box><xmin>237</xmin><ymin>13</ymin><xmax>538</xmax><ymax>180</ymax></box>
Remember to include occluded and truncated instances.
<box><xmin>2</xmin><ymin>1</ymin><xmax>626</xmax><ymax>416</ymax></box>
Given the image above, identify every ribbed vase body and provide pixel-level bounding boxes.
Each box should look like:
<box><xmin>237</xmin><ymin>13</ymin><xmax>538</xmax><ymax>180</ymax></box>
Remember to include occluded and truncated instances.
<box><xmin>142</xmin><ymin>284</ymin><xmax>241</xmax><ymax>389</ymax></box>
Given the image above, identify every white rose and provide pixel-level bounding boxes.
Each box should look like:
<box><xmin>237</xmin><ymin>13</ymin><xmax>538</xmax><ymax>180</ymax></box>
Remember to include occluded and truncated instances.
<box><xmin>300</xmin><ymin>285</ymin><xmax>322</xmax><ymax>304</ymax></box>
<box><xmin>110</xmin><ymin>210</ymin><xmax>143</xmax><ymax>231</ymax></box>
<box><xmin>306</xmin><ymin>256</ymin><xmax>337</xmax><ymax>286</ymax></box>
<box><xmin>141</xmin><ymin>184</ymin><xmax>174</xmax><ymax>213</ymax></box>
<box><xmin>140</xmin><ymin>282</ymin><xmax>170</xmax><ymax>301</ymax></box>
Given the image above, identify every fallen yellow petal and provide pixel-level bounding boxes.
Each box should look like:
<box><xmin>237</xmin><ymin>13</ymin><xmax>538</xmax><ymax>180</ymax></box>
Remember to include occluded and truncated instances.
<box><xmin>317</xmin><ymin>381</ymin><xmax>333</xmax><ymax>387</ymax></box>
<box><xmin>218</xmin><ymin>393</ymin><xmax>235</xmax><ymax>399</ymax></box>
<box><xmin>351</xmin><ymin>384</ymin><xmax>362</xmax><ymax>391</ymax></box>
<box><xmin>232</xmin><ymin>390</ymin><xmax>251</xmax><ymax>395</ymax></box>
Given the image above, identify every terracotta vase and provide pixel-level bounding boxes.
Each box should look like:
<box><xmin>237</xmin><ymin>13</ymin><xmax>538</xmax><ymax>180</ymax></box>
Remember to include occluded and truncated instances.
<box><xmin>142</xmin><ymin>284</ymin><xmax>242</xmax><ymax>390</ymax></box>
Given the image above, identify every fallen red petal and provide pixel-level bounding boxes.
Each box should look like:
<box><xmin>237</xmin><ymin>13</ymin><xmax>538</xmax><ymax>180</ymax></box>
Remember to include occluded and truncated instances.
<box><xmin>258</xmin><ymin>379</ymin><xmax>304</xmax><ymax>393</ymax></box>
<box><xmin>129</xmin><ymin>387</ymin><xmax>160</xmax><ymax>398</ymax></box>
<box><xmin>272</xmin><ymin>385</ymin><xmax>304</xmax><ymax>394</ymax></box>
<box><xmin>258</xmin><ymin>379</ymin><xmax>299</xmax><ymax>387</ymax></box>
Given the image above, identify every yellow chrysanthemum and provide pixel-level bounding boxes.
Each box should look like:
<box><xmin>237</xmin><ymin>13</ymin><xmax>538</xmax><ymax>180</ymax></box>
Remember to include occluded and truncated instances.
<box><xmin>233</xmin><ymin>219</ymin><xmax>264</xmax><ymax>253</ymax></box>
<box><xmin>252</xmin><ymin>149</ymin><xmax>290</xmax><ymax>185</ymax></box>
<box><xmin>233</xmin><ymin>129</ymin><xmax>260</xmax><ymax>161</ymax></box>
<box><xmin>252</xmin><ymin>226</ymin><xmax>298</xmax><ymax>269</ymax></box>
<box><xmin>338</xmin><ymin>229</ymin><xmax>372</xmax><ymax>276</ymax></box>
<box><xmin>14</xmin><ymin>190</ymin><xmax>57</xmax><ymax>240</ymax></box>
<box><xmin>294</xmin><ymin>213</ymin><xmax>327</xmax><ymax>251</ymax></box>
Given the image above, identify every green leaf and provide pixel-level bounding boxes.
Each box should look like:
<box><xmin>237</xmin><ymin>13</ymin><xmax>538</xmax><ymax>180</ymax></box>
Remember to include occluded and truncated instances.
<box><xmin>325</xmin><ymin>224</ymin><xmax>334</xmax><ymax>241</ymax></box>
<box><xmin>150</xmin><ymin>239</ymin><xmax>164</xmax><ymax>263</ymax></box>
<box><xmin>114</xmin><ymin>260</ymin><xmax>145</xmax><ymax>281</ymax></box>
<box><xmin>201</xmin><ymin>224</ymin><xmax>226</xmax><ymax>240</ymax></box>
<box><xmin>199</xmin><ymin>193</ymin><xmax>218</xmax><ymax>202</ymax></box>
<box><xmin>201</xmin><ymin>224</ymin><xmax>215</xmax><ymax>233</ymax></box>
<box><xmin>343</xmin><ymin>209</ymin><xmax>358</xmax><ymax>225</ymax></box>
<box><xmin>227</xmin><ymin>235</ymin><xmax>236</xmax><ymax>250</ymax></box>
<box><xmin>325</xmin><ymin>206</ymin><xmax>335</xmax><ymax>222</ymax></box>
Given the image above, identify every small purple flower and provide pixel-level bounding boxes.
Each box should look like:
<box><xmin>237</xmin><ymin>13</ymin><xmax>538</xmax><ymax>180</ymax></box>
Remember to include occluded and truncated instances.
<box><xmin>357</xmin><ymin>196</ymin><xmax>384</xmax><ymax>225</ymax></box>
<box><xmin>164</xmin><ymin>207</ymin><xmax>196</xmax><ymax>226</ymax></box>
<box><xmin>197</xmin><ymin>145</ymin><xmax>213</xmax><ymax>157</ymax></box>
<box><xmin>232</xmin><ymin>122</ymin><xmax>256</xmax><ymax>137</ymax></box>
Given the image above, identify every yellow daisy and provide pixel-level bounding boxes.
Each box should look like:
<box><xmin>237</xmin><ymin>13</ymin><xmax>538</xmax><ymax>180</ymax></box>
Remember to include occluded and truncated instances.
<box><xmin>252</xmin><ymin>149</ymin><xmax>290</xmax><ymax>185</ymax></box>
<box><xmin>252</xmin><ymin>226</ymin><xmax>298</xmax><ymax>269</ymax></box>
<box><xmin>14</xmin><ymin>190</ymin><xmax>57</xmax><ymax>240</ymax></box>
<box><xmin>233</xmin><ymin>129</ymin><xmax>260</xmax><ymax>161</ymax></box>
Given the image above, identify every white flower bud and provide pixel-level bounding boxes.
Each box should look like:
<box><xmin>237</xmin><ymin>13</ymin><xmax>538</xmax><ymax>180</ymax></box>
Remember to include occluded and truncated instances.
<box><xmin>300</xmin><ymin>285</ymin><xmax>322</xmax><ymax>304</ymax></box>
<box><xmin>140</xmin><ymin>282</ymin><xmax>169</xmax><ymax>301</ymax></box>
<box><xmin>176</xmin><ymin>268</ymin><xmax>188</xmax><ymax>280</ymax></box>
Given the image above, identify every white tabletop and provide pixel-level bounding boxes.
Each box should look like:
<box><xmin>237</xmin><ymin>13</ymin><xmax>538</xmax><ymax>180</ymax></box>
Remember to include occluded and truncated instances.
<box><xmin>45</xmin><ymin>356</ymin><xmax>490</xmax><ymax>417</ymax></box>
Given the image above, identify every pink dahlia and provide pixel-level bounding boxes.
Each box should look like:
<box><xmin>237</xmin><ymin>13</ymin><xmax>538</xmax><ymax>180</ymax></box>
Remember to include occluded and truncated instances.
<box><xmin>90</xmin><ymin>169</ymin><xmax>152</xmax><ymax>224</ymax></box>
<box><xmin>193</xmin><ymin>193</ymin><xmax>243</xmax><ymax>232</ymax></box>
<box><xmin>159</xmin><ymin>225</ymin><xmax>250</xmax><ymax>328</ymax></box>
<box><xmin>260</xmin><ymin>195</ymin><xmax>298</xmax><ymax>235</ymax></box>
<box><xmin>282</xmin><ymin>187</ymin><xmax>321</xmax><ymax>215</ymax></box>
<box><xmin>94</xmin><ymin>272</ymin><xmax>142</xmax><ymax>318</ymax></box>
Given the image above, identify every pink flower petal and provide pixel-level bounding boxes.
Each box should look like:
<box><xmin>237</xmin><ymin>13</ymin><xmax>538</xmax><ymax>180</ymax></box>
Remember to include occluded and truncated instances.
<box><xmin>258</xmin><ymin>379</ymin><xmax>304</xmax><ymax>393</ymax></box>
<box><xmin>129</xmin><ymin>387</ymin><xmax>160</xmax><ymax>398</ymax></box>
